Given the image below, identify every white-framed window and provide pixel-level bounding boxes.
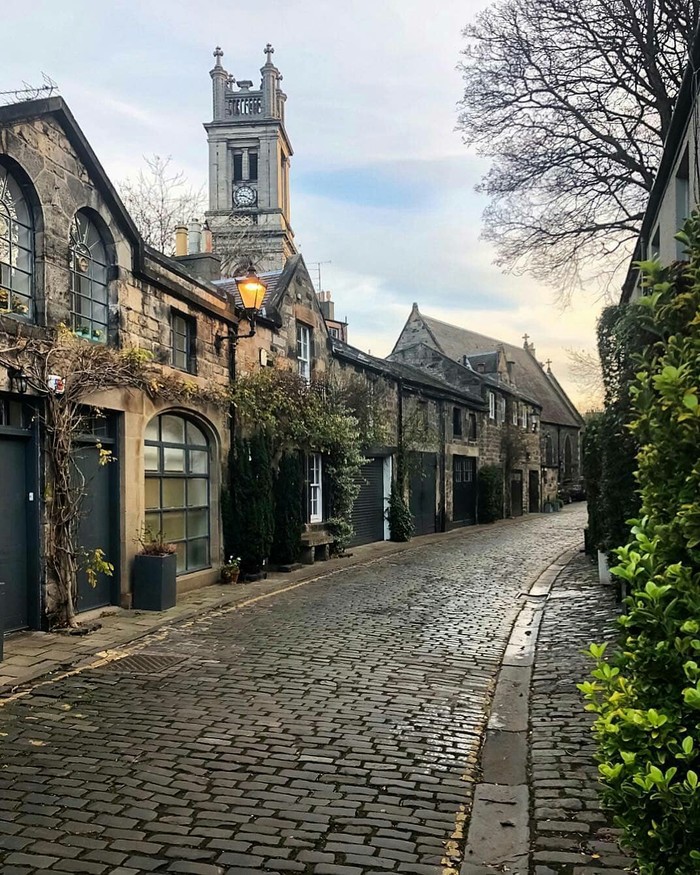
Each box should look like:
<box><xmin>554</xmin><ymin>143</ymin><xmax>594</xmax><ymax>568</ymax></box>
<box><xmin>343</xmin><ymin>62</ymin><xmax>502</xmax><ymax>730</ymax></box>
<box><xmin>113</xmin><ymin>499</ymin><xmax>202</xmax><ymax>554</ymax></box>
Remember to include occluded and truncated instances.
<box><xmin>297</xmin><ymin>322</ymin><xmax>311</xmax><ymax>382</ymax></box>
<box><xmin>488</xmin><ymin>392</ymin><xmax>495</xmax><ymax>420</ymax></box>
<box><xmin>308</xmin><ymin>453</ymin><xmax>323</xmax><ymax>522</ymax></box>
<box><xmin>519</xmin><ymin>404</ymin><xmax>528</xmax><ymax>428</ymax></box>
<box><xmin>497</xmin><ymin>395</ymin><xmax>506</xmax><ymax>424</ymax></box>
<box><xmin>512</xmin><ymin>401</ymin><xmax>518</xmax><ymax>426</ymax></box>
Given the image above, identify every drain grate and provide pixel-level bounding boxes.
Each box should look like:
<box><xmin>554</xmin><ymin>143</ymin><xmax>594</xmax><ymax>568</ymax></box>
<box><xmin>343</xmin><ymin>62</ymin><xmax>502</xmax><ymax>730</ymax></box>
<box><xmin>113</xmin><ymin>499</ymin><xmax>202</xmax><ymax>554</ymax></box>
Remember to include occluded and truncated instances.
<box><xmin>101</xmin><ymin>653</ymin><xmax>186</xmax><ymax>675</ymax></box>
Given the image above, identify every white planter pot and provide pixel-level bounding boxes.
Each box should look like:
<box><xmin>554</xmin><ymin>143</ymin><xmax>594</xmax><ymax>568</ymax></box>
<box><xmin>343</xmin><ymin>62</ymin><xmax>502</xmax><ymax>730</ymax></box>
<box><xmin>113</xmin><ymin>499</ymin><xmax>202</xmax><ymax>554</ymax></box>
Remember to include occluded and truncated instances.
<box><xmin>598</xmin><ymin>550</ymin><xmax>612</xmax><ymax>586</ymax></box>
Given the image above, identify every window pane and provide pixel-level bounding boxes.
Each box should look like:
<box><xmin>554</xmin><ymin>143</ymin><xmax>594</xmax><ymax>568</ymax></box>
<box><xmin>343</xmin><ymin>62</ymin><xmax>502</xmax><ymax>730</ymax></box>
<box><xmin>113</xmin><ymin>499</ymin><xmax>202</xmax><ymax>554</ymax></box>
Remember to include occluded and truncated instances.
<box><xmin>187</xmin><ymin>508</ymin><xmax>209</xmax><ymax>538</ymax></box>
<box><xmin>161</xmin><ymin>415</ymin><xmax>185</xmax><ymax>444</ymax></box>
<box><xmin>164</xmin><ymin>447</ymin><xmax>185</xmax><ymax>471</ymax></box>
<box><xmin>189</xmin><ymin>450</ymin><xmax>208</xmax><ymax>474</ymax></box>
<box><xmin>162</xmin><ymin>478</ymin><xmax>186</xmax><ymax>508</ymax></box>
<box><xmin>186</xmin><ymin>421</ymin><xmax>207</xmax><ymax>446</ymax></box>
<box><xmin>175</xmin><ymin>541</ymin><xmax>186</xmax><ymax>574</ymax></box>
<box><xmin>187</xmin><ymin>538</ymin><xmax>209</xmax><ymax>570</ymax></box>
<box><xmin>188</xmin><ymin>478</ymin><xmax>208</xmax><ymax>506</ymax></box>
<box><xmin>145</xmin><ymin>418</ymin><xmax>159</xmax><ymax>440</ymax></box>
<box><xmin>145</xmin><ymin>511</ymin><xmax>161</xmax><ymax>536</ymax></box>
<box><xmin>144</xmin><ymin>445</ymin><xmax>159</xmax><ymax>472</ymax></box>
<box><xmin>145</xmin><ymin>478</ymin><xmax>160</xmax><ymax>509</ymax></box>
<box><xmin>173</xmin><ymin>349</ymin><xmax>188</xmax><ymax>370</ymax></box>
<box><xmin>162</xmin><ymin>510</ymin><xmax>185</xmax><ymax>541</ymax></box>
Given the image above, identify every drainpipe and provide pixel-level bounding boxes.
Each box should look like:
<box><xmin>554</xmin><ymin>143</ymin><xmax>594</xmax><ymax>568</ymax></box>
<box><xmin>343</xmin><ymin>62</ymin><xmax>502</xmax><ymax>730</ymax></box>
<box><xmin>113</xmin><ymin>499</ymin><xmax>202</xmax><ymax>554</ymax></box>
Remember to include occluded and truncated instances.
<box><xmin>397</xmin><ymin>378</ymin><xmax>404</xmax><ymax>493</ymax></box>
<box><xmin>438</xmin><ymin>399</ymin><xmax>446</xmax><ymax>532</ymax></box>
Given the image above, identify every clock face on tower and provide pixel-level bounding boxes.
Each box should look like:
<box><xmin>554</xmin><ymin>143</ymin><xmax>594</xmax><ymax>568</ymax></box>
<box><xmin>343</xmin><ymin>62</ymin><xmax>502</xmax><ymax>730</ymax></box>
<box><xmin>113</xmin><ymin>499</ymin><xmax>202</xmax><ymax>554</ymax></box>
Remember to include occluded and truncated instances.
<box><xmin>233</xmin><ymin>185</ymin><xmax>257</xmax><ymax>207</ymax></box>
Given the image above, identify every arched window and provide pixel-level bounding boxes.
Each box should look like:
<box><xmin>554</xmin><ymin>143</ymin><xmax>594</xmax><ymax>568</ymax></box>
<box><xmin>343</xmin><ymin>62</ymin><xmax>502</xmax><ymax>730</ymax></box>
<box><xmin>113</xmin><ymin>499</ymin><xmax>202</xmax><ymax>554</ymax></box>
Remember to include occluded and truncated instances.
<box><xmin>564</xmin><ymin>435</ymin><xmax>573</xmax><ymax>481</ymax></box>
<box><xmin>144</xmin><ymin>413</ymin><xmax>211</xmax><ymax>575</ymax></box>
<box><xmin>544</xmin><ymin>432</ymin><xmax>555</xmax><ymax>467</ymax></box>
<box><xmin>0</xmin><ymin>165</ymin><xmax>33</xmax><ymax>320</ymax></box>
<box><xmin>70</xmin><ymin>211</ymin><xmax>109</xmax><ymax>343</ymax></box>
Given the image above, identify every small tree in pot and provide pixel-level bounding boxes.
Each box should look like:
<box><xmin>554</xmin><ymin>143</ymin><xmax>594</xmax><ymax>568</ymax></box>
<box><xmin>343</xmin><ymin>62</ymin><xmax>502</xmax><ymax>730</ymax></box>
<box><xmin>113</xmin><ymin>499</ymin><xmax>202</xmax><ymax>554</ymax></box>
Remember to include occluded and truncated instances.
<box><xmin>132</xmin><ymin>528</ymin><xmax>177</xmax><ymax>611</ymax></box>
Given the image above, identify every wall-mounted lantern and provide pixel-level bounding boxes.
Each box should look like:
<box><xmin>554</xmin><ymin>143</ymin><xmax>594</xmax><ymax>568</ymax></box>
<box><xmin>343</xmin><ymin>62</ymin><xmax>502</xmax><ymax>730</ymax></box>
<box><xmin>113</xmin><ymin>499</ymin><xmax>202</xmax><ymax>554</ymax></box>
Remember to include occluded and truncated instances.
<box><xmin>7</xmin><ymin>366</ymin><xmax>29</xmax><ymax>395</ymax></box>
<box><xmin>215</xmin><ymin>267</ymin><xmax>267</xmax><ymax>353</ymax></box>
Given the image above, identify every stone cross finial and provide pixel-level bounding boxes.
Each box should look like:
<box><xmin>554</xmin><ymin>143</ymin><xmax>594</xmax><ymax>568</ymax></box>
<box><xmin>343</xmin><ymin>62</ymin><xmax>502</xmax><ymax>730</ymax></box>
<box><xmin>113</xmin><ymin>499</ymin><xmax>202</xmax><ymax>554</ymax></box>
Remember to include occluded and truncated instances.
<box><xmin>213</xmin><ymin>46</ymin><xmax>224</xmax><ymax>66</ymax></box>
<box><xmin>264</xmin><ymin>43</ymin><xmax>275</xmax><ymax>64</ymax></box>
<box><xmin>545</xmin><ymin>358</ymin><xmax>552</xmax><ymax>371</ymax></box>
<box><xmin>522</xmin><ymin>332</ymin><xmax>530</xmax><ymax>347</ymax></box>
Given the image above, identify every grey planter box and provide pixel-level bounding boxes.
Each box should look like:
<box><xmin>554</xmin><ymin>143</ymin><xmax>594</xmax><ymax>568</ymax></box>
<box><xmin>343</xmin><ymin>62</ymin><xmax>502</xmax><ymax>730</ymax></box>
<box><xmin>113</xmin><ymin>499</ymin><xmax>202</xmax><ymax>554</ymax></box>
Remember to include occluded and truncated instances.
<box><xmin>132</xmin><ymin>554</ymin><xmax>177</xmax><ymax>611</ymax></box>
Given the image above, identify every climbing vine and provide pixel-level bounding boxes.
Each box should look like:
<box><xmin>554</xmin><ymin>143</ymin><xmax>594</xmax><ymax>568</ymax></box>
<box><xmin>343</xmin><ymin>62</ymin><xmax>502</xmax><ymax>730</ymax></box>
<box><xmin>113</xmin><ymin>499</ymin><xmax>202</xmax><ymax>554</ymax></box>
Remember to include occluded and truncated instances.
<box><xmin>231</xmin><ymin>369</ymin><xmax>365</xmax><ymax>553</ymax></box>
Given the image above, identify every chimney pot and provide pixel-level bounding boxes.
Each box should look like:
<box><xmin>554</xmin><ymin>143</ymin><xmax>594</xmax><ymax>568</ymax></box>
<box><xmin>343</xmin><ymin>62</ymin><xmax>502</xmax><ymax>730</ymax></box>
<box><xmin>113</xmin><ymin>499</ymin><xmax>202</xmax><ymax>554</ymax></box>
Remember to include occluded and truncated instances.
<box><xmin>175</xmin><ymin>225</ymin><xmax>188</xmax><ymax>257</ymax></box>
<box><xmin>188</xmin><ymin>220</ymin><xmax>202</xmax><ymax>254</ymax></box>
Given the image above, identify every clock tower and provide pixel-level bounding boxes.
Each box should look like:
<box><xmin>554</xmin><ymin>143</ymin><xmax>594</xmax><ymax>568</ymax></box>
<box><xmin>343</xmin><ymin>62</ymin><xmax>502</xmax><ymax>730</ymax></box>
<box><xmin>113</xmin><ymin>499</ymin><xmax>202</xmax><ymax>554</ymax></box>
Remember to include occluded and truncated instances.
<box><xmin>205</xmin><ymin>44</ymin><xmax>296</xmax><ymax>274</ymax></box>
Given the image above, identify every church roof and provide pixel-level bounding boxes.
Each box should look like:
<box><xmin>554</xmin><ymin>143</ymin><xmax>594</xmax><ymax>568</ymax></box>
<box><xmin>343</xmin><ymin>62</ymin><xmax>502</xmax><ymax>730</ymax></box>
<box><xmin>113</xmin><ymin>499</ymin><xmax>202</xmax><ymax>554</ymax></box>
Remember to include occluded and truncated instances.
<box><xmin>405</xmin><ymin>310</ymin><xmax>583</xmax><ymax>428</ymax></box>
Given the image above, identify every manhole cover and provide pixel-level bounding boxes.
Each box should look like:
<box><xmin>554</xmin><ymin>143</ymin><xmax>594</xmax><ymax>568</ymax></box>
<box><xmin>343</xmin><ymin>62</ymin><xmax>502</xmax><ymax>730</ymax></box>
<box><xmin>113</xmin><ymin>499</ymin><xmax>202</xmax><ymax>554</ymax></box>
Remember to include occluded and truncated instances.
<box><xmin>101</xmin><ymin>653</ymin><xmax>186</xmax><ymax>675</ymax></box>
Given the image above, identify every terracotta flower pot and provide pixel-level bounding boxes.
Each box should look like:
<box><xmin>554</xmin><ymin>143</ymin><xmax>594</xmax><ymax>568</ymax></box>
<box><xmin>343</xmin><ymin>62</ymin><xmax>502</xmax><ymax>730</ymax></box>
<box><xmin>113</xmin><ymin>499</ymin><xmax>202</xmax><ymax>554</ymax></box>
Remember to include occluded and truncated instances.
<box><xmin>221</xmin><ymin>568</ymin><xmax>239</xmax><ymax>585</ymax></box>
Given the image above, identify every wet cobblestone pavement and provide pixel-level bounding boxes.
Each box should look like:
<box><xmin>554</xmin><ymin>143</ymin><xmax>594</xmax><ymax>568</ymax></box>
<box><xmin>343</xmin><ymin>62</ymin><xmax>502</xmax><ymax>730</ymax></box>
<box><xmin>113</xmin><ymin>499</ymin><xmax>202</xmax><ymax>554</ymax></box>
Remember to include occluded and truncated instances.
<box><xmin>530</xmin><ymin>551</ymin><xmax>633</xmax><ymax>874</ymax></box>
<box><xmin>0</xmin><ymin>507</ymin><xmax>585</xmax><ymax>875</ymax></box>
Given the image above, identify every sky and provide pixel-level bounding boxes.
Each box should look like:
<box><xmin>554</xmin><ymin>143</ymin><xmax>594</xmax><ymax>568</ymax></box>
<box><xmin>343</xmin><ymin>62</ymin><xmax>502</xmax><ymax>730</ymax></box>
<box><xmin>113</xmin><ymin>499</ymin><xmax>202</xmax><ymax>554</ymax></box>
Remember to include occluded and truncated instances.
<box><xmin>2</xmin><ymin>0</ymin><xmax>606</xmax><ymax>407</ymax></box>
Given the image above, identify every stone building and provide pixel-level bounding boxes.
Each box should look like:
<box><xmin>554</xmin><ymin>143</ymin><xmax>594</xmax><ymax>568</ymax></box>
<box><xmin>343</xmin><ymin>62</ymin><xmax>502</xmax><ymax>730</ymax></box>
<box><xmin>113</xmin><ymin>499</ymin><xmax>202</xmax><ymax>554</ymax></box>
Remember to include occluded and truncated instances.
<box><xmin>392</xmin><ymin>304</ymin><xmax>583</xmax><ymax>511</ymax></box>
<box><xmin>621</xmin><ymin>26</ymin><xmax>700</xmax><ymax>301</ymax></box>
<box><xmin>205</xmin><ymin>45</ymin><xmax>295</xmax><ymax>275</ymax></box>
<box><xmin>0</xmin><ymin>97</ymin><xmax>241</xmax><ymax>631</ymax></box>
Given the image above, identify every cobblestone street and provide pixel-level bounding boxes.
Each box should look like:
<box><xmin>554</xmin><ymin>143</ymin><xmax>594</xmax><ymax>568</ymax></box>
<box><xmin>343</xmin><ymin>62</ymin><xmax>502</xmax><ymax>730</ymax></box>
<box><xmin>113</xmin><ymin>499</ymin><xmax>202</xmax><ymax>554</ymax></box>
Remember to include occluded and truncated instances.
<box><xmin>530</xmin><ymin>552</ymin><xmax>632</xmax><ymax>874</ymax></box>
<box><xmin>0</xmin><ymin>508</ymin><xmax>584</xmax><ymax>875</ymax></box>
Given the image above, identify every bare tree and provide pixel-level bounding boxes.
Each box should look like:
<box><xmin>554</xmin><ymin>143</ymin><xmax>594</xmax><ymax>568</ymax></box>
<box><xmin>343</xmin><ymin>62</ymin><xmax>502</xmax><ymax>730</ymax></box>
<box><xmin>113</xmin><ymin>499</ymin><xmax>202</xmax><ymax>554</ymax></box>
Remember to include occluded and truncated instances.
<box><xmin>458</xmin><ymin>0</ymin><xmax>699</xmax><ymax>299</ymax></box>
<box><xmin>566</xmin><ymin>347</ymin><xmax>604</xmax><ymax>411</ymax></box>
<box><xmin>118</xmin><ymin>155</ymin><xmax>205</xmax><ymax>255</ymax></box>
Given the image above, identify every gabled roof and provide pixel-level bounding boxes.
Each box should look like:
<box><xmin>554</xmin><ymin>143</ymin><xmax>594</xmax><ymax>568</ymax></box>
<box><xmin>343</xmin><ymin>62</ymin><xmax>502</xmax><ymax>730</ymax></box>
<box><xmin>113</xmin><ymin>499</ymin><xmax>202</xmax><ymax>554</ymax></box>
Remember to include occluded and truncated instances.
<box><xmin>331</xmin><ymin>340</ymin><xmax>486</xmax><ymax>410</ymax></box>
<box><xmin>0</xmin><ymin>97</ymin><xmax>142</xmax><ymax>254</ymax></box>
<box><xmin>398</xmin><ymin>308</ymin><xmax>582</xmax><ymax>427</ymax></box>
<box><xmin>214</xmin><ymin>254</ymin><xmax>323</xmax><ymax>329</ymax></box>
<box><xmin>389</xmin><ymin>341</ymin><xmax>541</xmax><ymax>408</ymax></box>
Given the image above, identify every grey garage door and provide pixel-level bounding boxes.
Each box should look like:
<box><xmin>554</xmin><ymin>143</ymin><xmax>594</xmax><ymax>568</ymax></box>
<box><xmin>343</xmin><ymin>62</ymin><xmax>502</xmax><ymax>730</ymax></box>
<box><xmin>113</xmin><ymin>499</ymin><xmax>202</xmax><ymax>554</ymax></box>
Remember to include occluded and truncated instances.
<box><xmin>0</xmin><ymin>434</ymin><xmax>29</xmax><ymax>631</ymax></box>
<box><xmin>350</xmin><ymin>457</ymin><xmax>385</xmax><ymax>547</ymax></box>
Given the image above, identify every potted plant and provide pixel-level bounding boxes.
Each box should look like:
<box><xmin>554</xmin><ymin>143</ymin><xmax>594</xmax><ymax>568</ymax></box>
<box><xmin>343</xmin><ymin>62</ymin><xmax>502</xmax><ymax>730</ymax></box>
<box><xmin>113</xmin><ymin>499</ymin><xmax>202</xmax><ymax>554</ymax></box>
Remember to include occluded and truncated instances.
<box><xmin>132</xmin><ymin>528</ymin><xmax>177</xmax><ymax>611</ymax></box>
<box><xmin>220</xmin><ymin>556</ymin><xmax>241</xmax><ymax>584</ymax></box>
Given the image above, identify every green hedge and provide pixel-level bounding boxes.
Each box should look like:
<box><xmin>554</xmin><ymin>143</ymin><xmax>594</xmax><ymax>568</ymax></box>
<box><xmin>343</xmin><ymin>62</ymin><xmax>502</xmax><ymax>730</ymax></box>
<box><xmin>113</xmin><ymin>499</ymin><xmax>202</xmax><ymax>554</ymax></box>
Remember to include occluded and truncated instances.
<box><xmin>580</xmin><ymin>214</ymin><xmax>700</xmax><ymax>874</ymax></box>
<box><xmin>271</xmin><ymin>451</ymin><xmax>303</xmax><ymax>566</ymax></box>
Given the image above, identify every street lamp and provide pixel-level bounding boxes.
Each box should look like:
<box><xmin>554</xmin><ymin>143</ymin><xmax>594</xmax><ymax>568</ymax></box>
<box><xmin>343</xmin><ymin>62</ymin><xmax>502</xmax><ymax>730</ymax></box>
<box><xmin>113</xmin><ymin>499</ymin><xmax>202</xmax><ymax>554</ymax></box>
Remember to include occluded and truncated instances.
<box><xmin>215</xmin><ymin>268</ymin><xmax>267</xmax><ymax>353</ymax></box>
<box><xmin>7</xmin><ymin>366</ymin><xmax>29</xmax><ymax>395</ymax></box>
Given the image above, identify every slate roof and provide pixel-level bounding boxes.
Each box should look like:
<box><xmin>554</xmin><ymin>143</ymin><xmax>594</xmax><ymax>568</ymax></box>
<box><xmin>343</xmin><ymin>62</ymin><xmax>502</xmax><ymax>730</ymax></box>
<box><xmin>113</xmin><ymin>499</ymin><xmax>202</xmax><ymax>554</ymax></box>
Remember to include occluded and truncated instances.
<box><xmin>412</xmin><ymin>311</ymin><xmax>582</xmax><ymax>427</ymax></box>
<box><xmin>331</xmin><ymin>340</ymin><xmax>486</xmax><ymax>409</ymax></box>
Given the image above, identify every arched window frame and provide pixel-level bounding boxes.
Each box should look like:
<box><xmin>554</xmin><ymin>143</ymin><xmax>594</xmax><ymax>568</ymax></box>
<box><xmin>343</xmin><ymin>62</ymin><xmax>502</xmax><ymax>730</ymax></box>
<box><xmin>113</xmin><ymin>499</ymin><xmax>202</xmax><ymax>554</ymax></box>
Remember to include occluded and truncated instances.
<box><xmin>0</xmin><ymin>164</ymin><xmax>34</xmax><ymax>321</ymax></box>
<box><xmin>69</xmin><ymin>210</ymin><xmax>110</xmax><ymax>343</ymax></box>
<box><xmin>144</xmin><ymin>413</ymin><xmax>211</xmax><ymax>575</ymax></box>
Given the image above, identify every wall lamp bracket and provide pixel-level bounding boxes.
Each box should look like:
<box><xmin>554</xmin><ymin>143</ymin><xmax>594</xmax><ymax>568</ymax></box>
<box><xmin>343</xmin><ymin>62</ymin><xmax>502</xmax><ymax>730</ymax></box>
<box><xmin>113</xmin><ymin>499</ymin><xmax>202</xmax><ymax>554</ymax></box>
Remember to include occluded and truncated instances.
<box><xmin>215</xmin><ymin>315</ymin><xmax>257</xmax><ymax>354</ymax></box>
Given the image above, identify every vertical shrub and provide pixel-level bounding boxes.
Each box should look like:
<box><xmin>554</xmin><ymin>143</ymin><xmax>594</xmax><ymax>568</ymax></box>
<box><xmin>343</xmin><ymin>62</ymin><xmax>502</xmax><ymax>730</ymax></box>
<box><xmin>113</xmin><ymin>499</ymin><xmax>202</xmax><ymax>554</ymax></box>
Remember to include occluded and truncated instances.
<box><xmin>477</xmin><ymin>464</ymin><xmax>504</xmax><ymax>523</ymax></box>
<box><xmin>228</xmin><ymin>434</ymin><xmax>274</xmax><ymax>573</ymax></box>
<box><xmin>580</xmin><ymin>215</ymin><xmax>700</xmax><ymax>874</ymax></box>
<box><xmin>271</xmin><ymin>451</ymin><xmax>303</xmax><ymax>565</ymax></box>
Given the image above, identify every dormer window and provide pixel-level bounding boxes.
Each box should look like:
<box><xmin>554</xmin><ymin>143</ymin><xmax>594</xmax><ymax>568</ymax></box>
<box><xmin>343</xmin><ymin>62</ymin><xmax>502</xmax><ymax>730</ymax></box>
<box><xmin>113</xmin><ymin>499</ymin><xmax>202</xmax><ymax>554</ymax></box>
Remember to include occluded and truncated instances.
<box><xmin>296</xmin><ymin>322</ymin><xmax>311</xmax><ymax>382</ymax></box>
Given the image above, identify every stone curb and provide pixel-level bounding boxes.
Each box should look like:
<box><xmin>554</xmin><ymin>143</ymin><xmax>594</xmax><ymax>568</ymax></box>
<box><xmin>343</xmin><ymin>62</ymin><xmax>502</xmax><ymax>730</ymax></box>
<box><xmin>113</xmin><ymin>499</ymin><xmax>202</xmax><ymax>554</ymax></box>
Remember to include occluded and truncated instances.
<box><xmin>1</xmin><ymin>510</ymin><xmax>572</xmax><ymax>701</ymax></box>
<box><xmin>459</xmin><ymin>546</ymin><xmax>580</xmax><ymax>875</ymax></box>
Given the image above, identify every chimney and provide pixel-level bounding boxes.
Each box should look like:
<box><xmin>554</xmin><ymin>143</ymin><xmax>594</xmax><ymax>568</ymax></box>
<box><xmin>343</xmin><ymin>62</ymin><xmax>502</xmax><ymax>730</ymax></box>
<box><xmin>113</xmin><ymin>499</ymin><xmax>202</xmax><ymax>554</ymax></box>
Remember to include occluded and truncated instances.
<box><xmin>175</xmin><ymin>225</ymin><xmax>188</xmax><ymax>257</ymax></box>
<box><xmin>317</xmin><ymin>290</ymin><xmax>335</xmax><ymax>321</ymax></box>
<box><xmin>188</xmin><ymin>219</ymin><xmax>202</xmax><ymax>254</ymax></box>
<box><xmin>202</xmin><ymin>224</ymin><xmax>213</xmax><ymax>253</ymax></box>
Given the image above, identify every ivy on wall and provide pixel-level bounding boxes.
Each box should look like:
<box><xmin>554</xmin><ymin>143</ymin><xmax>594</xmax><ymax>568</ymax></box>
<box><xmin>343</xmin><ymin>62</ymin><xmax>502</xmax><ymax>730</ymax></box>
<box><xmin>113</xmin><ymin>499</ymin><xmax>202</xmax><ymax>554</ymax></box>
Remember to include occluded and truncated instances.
<box><xmin>230</xmin><ymin>369</ymin><xmax>364</xmax><ymax>554</ymax></box>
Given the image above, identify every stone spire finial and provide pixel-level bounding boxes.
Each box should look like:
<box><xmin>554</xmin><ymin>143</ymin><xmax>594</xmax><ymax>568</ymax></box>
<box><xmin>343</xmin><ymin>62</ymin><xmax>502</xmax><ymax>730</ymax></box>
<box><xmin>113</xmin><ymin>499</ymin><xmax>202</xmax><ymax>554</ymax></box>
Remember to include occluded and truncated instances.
<box><xmin>213</xmin><ymin>46</ymin><xmax>224</xmax><ymax>67</ymax></box>
<box><xmin>264</xmin><ymin>43</ymin><xmax>275</xmax><ymax>65</ymax></box>
<box><xmin>522</xmin><ymin>332</ymin><xmax>530</xmax><ymax>348</ymax></box>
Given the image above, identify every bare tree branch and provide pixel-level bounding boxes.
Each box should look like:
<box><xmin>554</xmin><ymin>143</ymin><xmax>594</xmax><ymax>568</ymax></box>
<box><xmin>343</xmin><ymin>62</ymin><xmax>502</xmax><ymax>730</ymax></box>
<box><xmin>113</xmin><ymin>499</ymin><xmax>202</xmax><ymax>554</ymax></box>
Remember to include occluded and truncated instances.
<box><xmin>118</xmin><ymin>155</ymin><xmax>205</xmax><ymax>255</ymax></box>
<box><xmin>458</xmin><ymin>0</ymin><xmax>699</xmax><ymax>299</ymax></box>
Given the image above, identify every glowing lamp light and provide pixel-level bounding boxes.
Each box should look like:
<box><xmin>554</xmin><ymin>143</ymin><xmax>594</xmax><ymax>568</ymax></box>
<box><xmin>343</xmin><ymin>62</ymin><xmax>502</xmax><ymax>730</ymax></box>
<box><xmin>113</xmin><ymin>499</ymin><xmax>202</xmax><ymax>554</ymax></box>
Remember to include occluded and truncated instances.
<box><xmin>235</xmin><ymin>272</ymin><xmax>267</xmax><ymax>313</ymax></box>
